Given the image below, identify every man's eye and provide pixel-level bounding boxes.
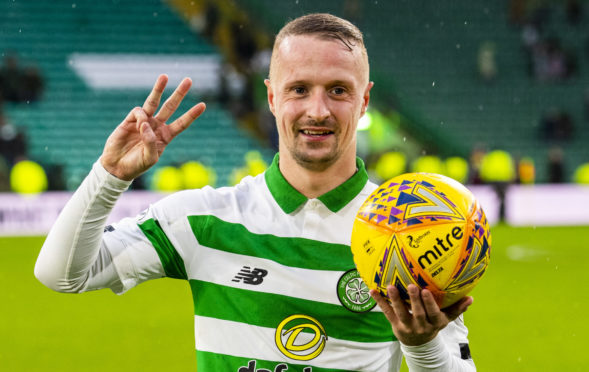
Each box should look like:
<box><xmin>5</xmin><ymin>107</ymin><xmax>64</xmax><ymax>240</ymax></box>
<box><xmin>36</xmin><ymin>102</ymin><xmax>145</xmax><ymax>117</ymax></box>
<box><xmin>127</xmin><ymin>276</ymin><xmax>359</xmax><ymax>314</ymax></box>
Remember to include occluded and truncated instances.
<box><xmin>293</xmin><ymin>87</ymin><xmax>306</xmax><ymax>94</ymax></box>
<box><xmin>331</xmin><ymin>87</ymin><xmax>346</xmax><ymax>95</ymax></box>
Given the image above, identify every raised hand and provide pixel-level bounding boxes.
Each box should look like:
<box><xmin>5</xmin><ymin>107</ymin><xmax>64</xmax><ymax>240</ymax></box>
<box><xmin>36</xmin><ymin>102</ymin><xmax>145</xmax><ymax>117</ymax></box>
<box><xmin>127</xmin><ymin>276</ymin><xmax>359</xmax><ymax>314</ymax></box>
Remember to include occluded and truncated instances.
<box><xmin>100</xmin><ymin>74</ymin><xmax>206</xmax><ymax>181</ymax></box>
<box><xmin>370</xmin><ymin>284</ymin><xmax>473</xmax><ymax>346</ymax></box>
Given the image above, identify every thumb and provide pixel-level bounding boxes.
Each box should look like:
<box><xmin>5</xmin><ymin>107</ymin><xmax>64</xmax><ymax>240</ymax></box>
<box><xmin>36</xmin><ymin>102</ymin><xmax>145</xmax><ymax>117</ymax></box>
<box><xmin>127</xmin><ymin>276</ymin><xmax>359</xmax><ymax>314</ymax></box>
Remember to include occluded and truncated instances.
<box><xmin>443</xmin><ymin>296</ymin><xmax>474</xmax><ymax>322</ymax></box>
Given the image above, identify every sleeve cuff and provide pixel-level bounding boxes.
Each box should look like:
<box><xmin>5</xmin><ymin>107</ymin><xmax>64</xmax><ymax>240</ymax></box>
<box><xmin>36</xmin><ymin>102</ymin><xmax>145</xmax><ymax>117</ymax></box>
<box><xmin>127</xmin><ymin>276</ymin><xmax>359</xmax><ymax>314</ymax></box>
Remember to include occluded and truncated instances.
<box><xmin>401</xmin><ymin>335</ymin><xmax>449</xmax><ymax>369</ymax></box>
<box><xmin>93</xmin><ymin>160</ymin><xmax>133</xmax><ymax>192</ymax></box>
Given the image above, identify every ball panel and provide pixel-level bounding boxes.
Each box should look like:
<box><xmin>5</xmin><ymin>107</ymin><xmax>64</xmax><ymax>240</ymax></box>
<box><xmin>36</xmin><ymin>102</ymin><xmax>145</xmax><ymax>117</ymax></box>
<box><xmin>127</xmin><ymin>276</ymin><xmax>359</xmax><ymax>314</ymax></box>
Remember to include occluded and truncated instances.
<box><xmin>445</xmin><ymin>201</ymin><xmax>491</xmax><ymax>295</ymax></box>
<box><xmin>350</xmin><ymin>219</ymin><xmax>395</xmax><ymax>291</ymax></box>
<box><xmin>356</xmin><ymin>173</ymin><xmax>470</xmax><ymax>233</ymax></box>
<box><xmin>373</xmin><ymin>234</ymin><xmax>419</xmax><ymax>297</ymax></box>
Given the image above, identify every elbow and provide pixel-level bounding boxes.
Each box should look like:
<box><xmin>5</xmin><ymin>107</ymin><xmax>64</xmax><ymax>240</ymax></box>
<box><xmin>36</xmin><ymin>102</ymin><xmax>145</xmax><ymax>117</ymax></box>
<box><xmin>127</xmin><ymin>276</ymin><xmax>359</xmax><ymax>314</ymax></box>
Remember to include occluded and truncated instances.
<box><xmin>33</xmin><ymin>259</ymin><xmax>63</xmax><ymax>292</ymax></box>
<box><xmin>34</xmin><ymin>259</ymin><xmax>84</xmax><ymax>294</ymax></box>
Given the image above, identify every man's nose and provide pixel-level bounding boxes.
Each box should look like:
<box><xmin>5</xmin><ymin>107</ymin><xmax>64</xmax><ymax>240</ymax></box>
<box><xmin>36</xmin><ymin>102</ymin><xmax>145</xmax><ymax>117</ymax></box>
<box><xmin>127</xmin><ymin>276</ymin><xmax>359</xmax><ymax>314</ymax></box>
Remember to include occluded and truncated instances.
<box><xmin>307</xmin><ymin>90</ymin><xmax>330</xmax><ymax>123</ymax></box>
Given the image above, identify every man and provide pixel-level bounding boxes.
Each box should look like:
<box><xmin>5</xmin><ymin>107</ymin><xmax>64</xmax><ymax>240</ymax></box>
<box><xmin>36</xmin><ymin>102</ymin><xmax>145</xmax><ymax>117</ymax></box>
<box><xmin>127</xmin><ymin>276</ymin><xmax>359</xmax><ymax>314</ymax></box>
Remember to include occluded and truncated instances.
<box><xmin>35</xmin><ymin>13</ymin><xmax>475</xmax><ymax>371</ymax></box>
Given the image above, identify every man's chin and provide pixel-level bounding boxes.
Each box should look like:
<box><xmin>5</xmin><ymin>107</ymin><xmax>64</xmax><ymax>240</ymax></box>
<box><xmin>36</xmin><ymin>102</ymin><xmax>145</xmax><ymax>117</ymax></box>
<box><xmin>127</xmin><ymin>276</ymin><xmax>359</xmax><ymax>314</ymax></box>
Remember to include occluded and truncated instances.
<box><xmin>293</xmin><ymin>151</ymin><xmax>338</xmax><ymax>172</ymax></box>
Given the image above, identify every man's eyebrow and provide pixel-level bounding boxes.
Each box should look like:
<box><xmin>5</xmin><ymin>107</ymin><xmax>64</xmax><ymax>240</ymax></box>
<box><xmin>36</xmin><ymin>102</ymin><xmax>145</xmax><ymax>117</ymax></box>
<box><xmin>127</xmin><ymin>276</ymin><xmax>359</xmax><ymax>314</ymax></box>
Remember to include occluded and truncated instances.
<box><xmin>284</xmin><ymin>80</ymin><xmax>308</xmax><ymax>86</ymax></box>
<box><xmin>284</xmin><ymin>79</ymin><xmax>353</xmax><ymax>87</ymax></box>
<box><xmin>328</xmin><ymin>79</ymin><xmax>353</xmax><ymax>87</ymax></box>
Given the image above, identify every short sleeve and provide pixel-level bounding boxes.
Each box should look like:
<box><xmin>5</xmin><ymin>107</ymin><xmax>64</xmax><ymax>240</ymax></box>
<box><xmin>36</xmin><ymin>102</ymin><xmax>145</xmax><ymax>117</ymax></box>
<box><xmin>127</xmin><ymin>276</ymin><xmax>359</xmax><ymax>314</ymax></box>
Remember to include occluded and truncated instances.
<box><xmin>102</xmin><ymin>214</ymin><xmax>167</xmax><ymax>294</ymax></box>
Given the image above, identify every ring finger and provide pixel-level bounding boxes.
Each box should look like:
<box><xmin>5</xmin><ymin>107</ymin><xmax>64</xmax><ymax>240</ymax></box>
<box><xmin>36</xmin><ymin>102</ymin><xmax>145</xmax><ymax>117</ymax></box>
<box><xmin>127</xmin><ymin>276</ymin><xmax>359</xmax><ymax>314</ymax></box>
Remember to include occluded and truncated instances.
<box><xmin>407</xmin><ymin>285</ymin><xmax>427</xmax><ymax>323</ymax></box>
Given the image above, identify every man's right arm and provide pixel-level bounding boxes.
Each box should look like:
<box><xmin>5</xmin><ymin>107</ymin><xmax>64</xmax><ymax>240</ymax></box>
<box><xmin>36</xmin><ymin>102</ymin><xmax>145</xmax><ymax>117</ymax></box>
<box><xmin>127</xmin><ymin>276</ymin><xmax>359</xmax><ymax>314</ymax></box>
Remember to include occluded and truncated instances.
<box><xmin>34</xmin><ymin>160</ymin><xmax>132</xmax><ymax>293</ymax></box>
<box><xmin>34</xmin><ymin>74</ymin><xmax>205</xmax><ymax>293</ymax></box>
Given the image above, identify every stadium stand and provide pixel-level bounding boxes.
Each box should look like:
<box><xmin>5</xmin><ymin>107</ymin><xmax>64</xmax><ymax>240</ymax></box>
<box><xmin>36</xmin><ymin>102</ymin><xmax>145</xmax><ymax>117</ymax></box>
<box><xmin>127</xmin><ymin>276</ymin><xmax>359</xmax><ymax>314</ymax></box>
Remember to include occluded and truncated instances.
<box><xmin>238</xmin><ymin>0</ymin><xmax>589</xmax><ymax>182</ymax></box>
<box><xmin>0</xmin><ymin>0</ymin><xmax>273</xmax><ymax>189</ymax></box>
<box><xmin>2</xmin><ymin>0</ymin><xmax>588</xmax><ymax>186</ymax></box>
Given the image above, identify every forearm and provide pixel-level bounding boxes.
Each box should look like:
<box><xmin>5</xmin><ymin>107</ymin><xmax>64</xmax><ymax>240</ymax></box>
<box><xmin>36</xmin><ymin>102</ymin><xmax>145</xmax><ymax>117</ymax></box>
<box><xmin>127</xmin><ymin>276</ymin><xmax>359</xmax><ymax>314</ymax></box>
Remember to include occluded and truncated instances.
<box><xmin>402</xmin><ymin>336</ymin><xmax>476</xmax><ymax>372</ymax></box>
<box><xmin>34</xmin><ymin>160</ymin><xmax>131</xmax><ymax>293</ymax></box>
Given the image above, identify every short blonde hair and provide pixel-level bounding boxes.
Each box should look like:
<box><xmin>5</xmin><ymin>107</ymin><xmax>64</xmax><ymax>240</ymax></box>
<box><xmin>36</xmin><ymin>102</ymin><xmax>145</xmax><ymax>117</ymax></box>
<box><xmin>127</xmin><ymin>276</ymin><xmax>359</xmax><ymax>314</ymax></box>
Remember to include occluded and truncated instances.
<box><xmin>269</xmin><ymin>13</ymin><xmax>369</xmax><ymax>80</ymax></box>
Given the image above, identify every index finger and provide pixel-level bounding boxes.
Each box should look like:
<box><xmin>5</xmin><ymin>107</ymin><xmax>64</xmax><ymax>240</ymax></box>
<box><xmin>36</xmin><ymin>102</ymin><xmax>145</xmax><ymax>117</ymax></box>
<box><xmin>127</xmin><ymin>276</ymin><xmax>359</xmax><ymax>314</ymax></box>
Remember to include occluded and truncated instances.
<box><xmin>142</xmin><ymin>74</ymin><xmax>169</xmax><ymax>116</ymax></box>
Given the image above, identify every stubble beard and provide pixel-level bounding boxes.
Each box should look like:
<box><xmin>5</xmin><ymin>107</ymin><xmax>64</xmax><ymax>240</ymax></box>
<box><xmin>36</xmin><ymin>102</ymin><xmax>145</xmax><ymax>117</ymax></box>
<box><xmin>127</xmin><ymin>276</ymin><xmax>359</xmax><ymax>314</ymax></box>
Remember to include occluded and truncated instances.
<box><xmin>291</xmin><ymin>143</ymin><xmax>339</xmax><ymax>172</ymax></box>
<box><xmin>290</xmin><ymin>129</ymin><xmax>340</xmax><ymax>172</ymax></box>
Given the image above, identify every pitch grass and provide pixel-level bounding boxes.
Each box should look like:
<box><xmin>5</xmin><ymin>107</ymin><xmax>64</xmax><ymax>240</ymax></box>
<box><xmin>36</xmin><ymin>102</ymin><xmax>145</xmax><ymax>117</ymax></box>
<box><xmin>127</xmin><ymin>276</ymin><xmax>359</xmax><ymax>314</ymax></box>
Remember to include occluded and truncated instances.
<box><xmin>1</xmin><ymin>225</ymin><xmax>587</xmax><ymax>371</ymax></box>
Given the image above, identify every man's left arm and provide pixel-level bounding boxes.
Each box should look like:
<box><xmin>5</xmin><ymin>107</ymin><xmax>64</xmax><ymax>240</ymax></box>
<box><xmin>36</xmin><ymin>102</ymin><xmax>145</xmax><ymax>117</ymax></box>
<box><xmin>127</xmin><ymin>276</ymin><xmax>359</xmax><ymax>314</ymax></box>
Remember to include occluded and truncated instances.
<box><xmin>371</xmin><ymin>284</ymin><xmax>476</xmax><ymax>372</ymax></box>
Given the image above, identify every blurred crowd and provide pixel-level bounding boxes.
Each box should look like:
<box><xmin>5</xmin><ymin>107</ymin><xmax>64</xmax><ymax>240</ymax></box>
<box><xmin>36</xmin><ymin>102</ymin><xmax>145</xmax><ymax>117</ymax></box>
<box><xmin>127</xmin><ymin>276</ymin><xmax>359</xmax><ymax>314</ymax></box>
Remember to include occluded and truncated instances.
<box><xmin>121</xmin><ymin>0</ymin><xmax>589</xmax><ymax>192</ymax></box>
<box><xmin>510</xmin><ymin>0</ymin><xmax>589</xmax><ymax>185</ymax></box>
<box><xmin>0</xmin><ymin>52</ymin><xmax>44</xmax><ymax>104</ymax></box>
<box><xmin>0</xmin><ymin>51</ymin><xmax>48</xmax><ymax>193</ymax></box>
<box><xmin>3</xmin><ymin>1</ymin><xmax>589</xmax><ymax>196</ymax></box>
<box><xmin>181</xmin><ymin>0</ymin><xmax>277</xmax><ymax>150</ymax></box>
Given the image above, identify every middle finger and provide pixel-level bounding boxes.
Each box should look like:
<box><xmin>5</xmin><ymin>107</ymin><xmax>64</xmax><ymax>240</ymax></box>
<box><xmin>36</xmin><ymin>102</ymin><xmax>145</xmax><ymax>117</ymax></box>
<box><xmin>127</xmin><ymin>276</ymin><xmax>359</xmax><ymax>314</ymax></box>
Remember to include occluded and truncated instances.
<box><xmin>155</xmin><ymin>77</ymin><xmax>193</xmax><ymax>123</ymax></box>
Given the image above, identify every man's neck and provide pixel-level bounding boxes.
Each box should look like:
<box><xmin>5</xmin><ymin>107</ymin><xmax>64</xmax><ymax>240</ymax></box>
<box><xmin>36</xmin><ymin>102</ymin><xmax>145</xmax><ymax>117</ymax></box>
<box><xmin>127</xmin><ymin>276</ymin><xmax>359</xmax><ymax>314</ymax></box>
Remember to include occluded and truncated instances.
<box><xmin>278</xmin><ymin>154</ymin><xmax>357</xmax><ymax>199</ymax></box>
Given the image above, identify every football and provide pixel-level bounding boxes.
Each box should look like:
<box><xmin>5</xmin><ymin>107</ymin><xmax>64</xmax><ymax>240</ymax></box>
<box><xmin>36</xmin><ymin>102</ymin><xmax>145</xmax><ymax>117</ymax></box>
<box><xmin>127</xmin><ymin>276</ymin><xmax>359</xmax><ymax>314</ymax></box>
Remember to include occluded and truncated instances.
<box><xmin>351</xmin><ymin>173</ymin><xmax>491</xmax><ymax>308</ymax></box>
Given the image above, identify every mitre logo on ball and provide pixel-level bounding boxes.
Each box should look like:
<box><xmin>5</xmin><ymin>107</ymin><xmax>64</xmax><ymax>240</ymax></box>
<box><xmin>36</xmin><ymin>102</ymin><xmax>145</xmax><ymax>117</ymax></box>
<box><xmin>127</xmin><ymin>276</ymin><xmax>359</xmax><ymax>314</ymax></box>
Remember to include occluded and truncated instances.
<box><xmin>351</xmin><ymin>173</ymin><xmax>491</xmax><ymax>308</ymax></box>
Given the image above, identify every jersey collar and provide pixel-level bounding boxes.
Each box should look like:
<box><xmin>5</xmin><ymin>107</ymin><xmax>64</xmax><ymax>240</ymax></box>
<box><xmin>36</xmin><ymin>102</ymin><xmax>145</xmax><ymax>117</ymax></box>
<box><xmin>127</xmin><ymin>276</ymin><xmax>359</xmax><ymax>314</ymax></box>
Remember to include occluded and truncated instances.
<box><xmin>264</xmin><ymin>153</ymin><xmax>369</xmax><ymax>214</ymax></box>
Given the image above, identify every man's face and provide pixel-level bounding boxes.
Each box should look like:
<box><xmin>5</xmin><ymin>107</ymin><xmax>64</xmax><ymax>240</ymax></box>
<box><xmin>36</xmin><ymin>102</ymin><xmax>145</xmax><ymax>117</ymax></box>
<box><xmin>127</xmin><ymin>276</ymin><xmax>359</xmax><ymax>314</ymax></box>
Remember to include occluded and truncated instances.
<box><xmin>265</xmin><ymin>35</ymin><xmax>372</xmax><ymax>171</ymax></box>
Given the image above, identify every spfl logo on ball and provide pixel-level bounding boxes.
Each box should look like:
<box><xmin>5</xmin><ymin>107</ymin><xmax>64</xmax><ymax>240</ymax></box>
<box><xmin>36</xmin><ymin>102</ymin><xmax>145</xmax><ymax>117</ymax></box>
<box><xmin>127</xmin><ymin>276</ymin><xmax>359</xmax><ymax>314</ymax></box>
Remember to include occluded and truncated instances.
<box><xmin>337</xmin><ymin>269</ymin><xmax>376</xmax><ymax>313</ymax></box>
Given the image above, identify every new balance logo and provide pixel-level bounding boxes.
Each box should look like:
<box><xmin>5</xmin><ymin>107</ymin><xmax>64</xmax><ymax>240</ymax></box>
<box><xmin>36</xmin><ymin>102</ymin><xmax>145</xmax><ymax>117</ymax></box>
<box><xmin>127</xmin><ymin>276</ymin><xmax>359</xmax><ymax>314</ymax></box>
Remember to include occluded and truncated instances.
<box><xmin>232</xmin><ymin>266</ymin><xmax>268</xmax><ymax>285</ymax></box>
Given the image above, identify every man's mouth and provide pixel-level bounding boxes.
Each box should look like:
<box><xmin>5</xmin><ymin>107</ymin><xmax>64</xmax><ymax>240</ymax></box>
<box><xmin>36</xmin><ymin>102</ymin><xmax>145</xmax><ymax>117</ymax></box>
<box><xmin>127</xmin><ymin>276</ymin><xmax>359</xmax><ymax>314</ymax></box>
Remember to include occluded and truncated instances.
<box><xmin>301</xmin><ymin>129</ymin><xmax>334</xmax><ymax>136</ymax></box>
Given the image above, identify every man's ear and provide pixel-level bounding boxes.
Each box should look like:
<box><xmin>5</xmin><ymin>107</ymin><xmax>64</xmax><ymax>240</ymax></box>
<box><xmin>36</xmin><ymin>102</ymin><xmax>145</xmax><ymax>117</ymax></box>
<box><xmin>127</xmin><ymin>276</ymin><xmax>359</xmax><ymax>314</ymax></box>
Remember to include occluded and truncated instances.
<box><xmin>264</xmin><ymin>79</ymin><xmax>276</xmax><ymax>116</ymax></box>
<box><xmin>361</xmin><ymin>81</ymin><xmax>374</xmax><ymax>116</ymax></box>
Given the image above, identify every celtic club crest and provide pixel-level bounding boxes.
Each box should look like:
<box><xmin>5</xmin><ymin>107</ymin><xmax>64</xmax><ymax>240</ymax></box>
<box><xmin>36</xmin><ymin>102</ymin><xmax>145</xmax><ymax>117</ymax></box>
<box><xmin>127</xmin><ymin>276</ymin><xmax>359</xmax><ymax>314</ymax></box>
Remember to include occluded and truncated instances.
<box><xmin>337</xmin><ymin>269</ymin><xmax>376</xmax><ymax>313</ymax></box>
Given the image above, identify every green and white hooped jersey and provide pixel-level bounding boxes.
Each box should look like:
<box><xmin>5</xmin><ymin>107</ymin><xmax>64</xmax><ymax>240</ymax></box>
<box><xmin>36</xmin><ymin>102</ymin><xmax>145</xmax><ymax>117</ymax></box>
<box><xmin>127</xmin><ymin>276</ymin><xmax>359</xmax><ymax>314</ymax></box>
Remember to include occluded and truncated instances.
<box><xmin>104</xmin><ymin>155</ymin><xmax>469</xmax><ymax>372</ymax></box>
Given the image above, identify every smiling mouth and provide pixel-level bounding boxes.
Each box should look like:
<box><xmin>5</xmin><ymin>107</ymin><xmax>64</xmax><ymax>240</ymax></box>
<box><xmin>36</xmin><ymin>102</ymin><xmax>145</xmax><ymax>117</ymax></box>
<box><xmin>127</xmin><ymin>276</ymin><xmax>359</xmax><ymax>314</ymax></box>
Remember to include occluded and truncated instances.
<box><xmin>301</xmin><ymin>129</ymin><xmax>334</xmax><ymax>136</ymax></box>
